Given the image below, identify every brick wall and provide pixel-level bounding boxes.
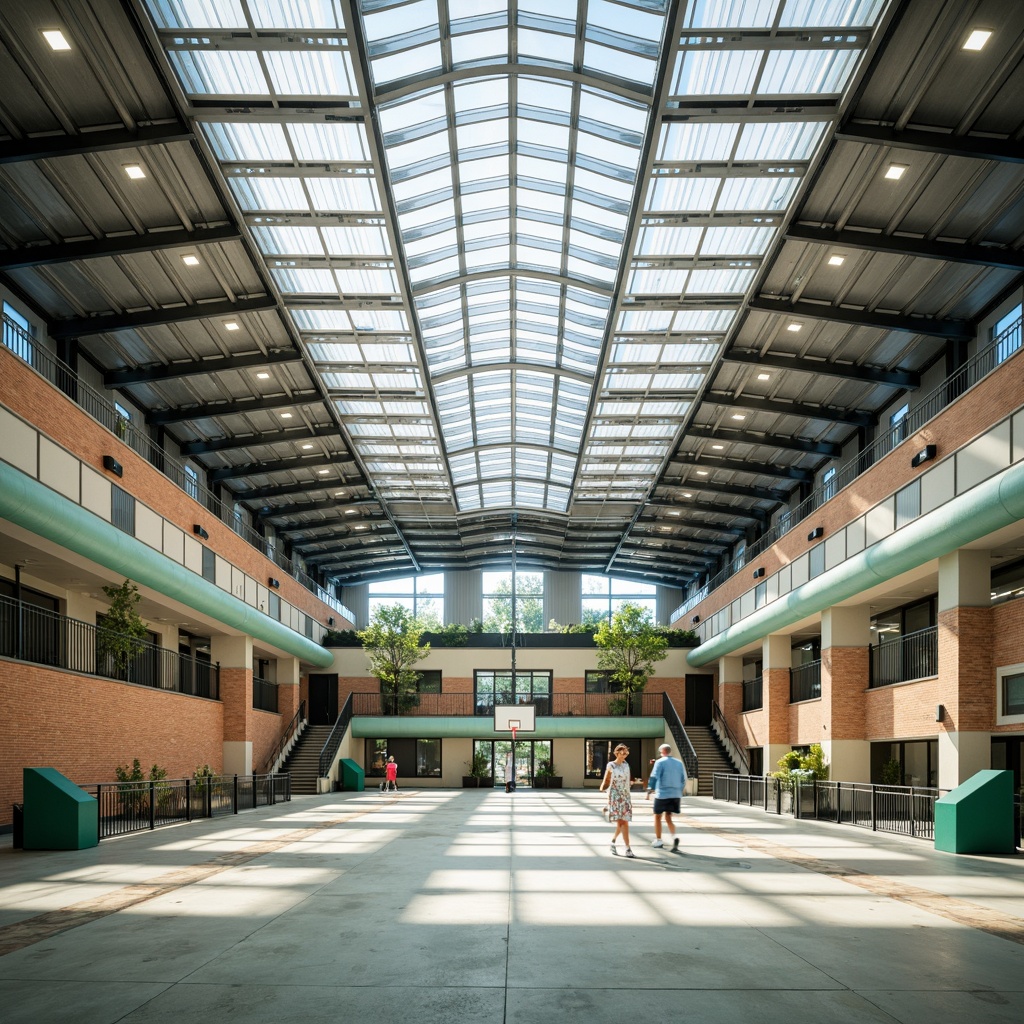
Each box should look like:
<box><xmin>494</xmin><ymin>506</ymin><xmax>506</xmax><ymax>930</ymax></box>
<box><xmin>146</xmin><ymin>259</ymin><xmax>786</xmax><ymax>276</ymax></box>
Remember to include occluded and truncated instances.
<box><xmin>825</xmin><ymin>646</ymin><xmax>868</xmax><ymax>740</ymax></box>
<box><xmin>252</xmin><ymin>707</ymin><xmax>284</xmax><ymax>773</ymax></box>
<box><xmin>864</xmin><ymin>677</ymin><xmax>942</xmax><ymax>740</ymax></box>
<box><xmin>0</xmin><ymin>659</ymin><xmax>223</xmax><ymax>826</ymax></box>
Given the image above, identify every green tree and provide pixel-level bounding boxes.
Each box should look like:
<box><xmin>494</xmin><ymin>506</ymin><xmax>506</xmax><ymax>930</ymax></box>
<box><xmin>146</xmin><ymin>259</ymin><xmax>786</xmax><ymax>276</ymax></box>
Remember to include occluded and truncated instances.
<box><xmin>98</xmin><ymin>579</ymin><xmax>148</xmax><ymax>678</ymax></box>
<box><xmin>483</xmin><ymin>574</ymin><xmax>544</xmax><ymax>633</ymax></box>
<box><xmin>594</xmin><ymin>603</ymin><xmax>668</xmax><ymax>695</ymax></box>
<box><xmin>359</xmin><ymin>604</ymin><xmax>430</xmax><ymax>712</ymax></box>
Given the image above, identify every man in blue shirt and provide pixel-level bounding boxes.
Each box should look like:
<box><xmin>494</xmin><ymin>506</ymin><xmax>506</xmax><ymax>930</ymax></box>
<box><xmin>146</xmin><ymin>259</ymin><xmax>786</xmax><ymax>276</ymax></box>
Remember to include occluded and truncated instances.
<box><xmin>646</xmin><ymin>743</ymin><xmax>686</xmax><ymax>850</ymax></box>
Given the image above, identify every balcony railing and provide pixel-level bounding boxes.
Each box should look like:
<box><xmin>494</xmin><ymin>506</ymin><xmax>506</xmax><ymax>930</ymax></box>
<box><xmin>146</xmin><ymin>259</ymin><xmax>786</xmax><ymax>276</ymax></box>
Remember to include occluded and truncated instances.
<box><xmin>350</xmin><ymin>691</ymin><xmax>666</xmax><ymax>718</ymax></box>
<box><xmin>869</xmin><ymin>625</ymin><xmax>938</xmax><ymax>687</ymax></box>
<box><xmin>0</xmin><ymin>594</ymin><xmax>219</xmax><ymax>699</ymax></box>
<box><xmin>253</xmin><ymin>676</ymin><xmax>279</xmax><ymax>713</ymax></box>
<box><xmin>742</xmin><ymin>676</ymin><xmax>763</xmax><ymax>711</ymax></box>
<box><xmin>2</xmin><ymin>314</ymin><xmax>353</xmax><ymax>623</ymax></box>
<box><xmin>672</xmin><ymin>314</ymin><xmax>1024</xmax><ymax>623</ymax></box>
<box><xmin>790</xmin><ymin>660</ymin><xmax>822</xmax><ymax>702</ymax></box>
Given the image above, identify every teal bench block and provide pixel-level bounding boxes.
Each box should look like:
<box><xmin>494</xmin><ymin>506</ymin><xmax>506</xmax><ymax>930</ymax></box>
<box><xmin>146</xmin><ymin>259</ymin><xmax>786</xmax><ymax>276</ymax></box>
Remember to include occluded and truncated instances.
<box><xmin>339</xmin><ymin>758</ymin><xmax>365</xmax><ymax>792</ymax></box>
<box><xmin>934</xmin><ymin>769</ymin><xmax>1015</xmax><ymax>854</ymax></box>
<box><xmin>23</xmin><ymin>767</ymin><xmax>98</xmax><ymax>850</ymax></box>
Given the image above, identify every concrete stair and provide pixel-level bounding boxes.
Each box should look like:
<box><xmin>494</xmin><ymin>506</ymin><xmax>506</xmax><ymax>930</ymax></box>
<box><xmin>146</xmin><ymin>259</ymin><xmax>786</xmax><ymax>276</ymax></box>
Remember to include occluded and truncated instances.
<box><xmin>281</xmin><ymin>724</ymin><xmax>333</xmax><ymax>795</ymax></box>
<box><xmin>689</xmin><ymin>725</ymin><xmax>739</xmax><ymax>796</ymax></box>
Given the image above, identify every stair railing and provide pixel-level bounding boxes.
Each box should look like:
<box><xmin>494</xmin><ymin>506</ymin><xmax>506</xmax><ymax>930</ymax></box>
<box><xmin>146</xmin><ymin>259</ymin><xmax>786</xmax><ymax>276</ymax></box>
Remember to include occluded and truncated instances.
<box><xmin>318</xmin><ymin>692</ymin><xmax>354</xmax><ymax>779</ymax></box>
<box><xmin>711</xmin><ymin>699</ymin><xmax>750</xmax><ymax>776</ymax></box>
<box><xmin>262</xmin><ymin>700</ymin><xmax>306</xmax><ymax>775</ymax></box>
<box><xmin>662</xmin><ymin>693</ymin><xmax>698</xmax><ymax>782</ymax></box>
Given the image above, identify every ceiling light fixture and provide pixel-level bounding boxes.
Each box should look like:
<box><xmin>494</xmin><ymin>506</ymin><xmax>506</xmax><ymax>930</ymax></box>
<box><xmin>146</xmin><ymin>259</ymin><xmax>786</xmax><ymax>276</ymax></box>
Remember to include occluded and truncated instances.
<box><xmin>884</xmin><ymin>163</ymin><xmax>908</xmax><ymax>180</ymax></box>
<box><xmin>280</xmin><ymin>412</ymin><xmax>293</xmax><ymax>419</ymax></box>
<box><xmin>828</xmin><ymin>254</ymin><xmax>845</xmax><ymax>266</ymax></box>
<box><xmin>317</xmin><ymin>469</ymin><xmax>329</xmax><ymax>475</ymax></box>
<box><xmin>181</xmin><ymin>254</ymin><xmax>200</xmax><ymax>266</ymax></box>
<box><xmin>731</xmin><ymin>413</ymin><xmax>745</xmax><ymax>421</ymax></box>
<box><xmin>256</xmin><ymin>372</ymin><xmax>270</xmax><ymax>380</ymax></box>
<box><xmin>696</xmin><ymin>470</ymin><xmax>708</xmax><ymax>476</ymax></box>
<box><xmin>757</xmin><ymin>372</ymin><xmax>771</xmax><ymax>381</ymax></box>
<box><xmin>223</xmin><ymin>321</ymin><xmax>239</xmax><ymax>331</ymax></box>
<box><xmin>963</xmin><ymin>29</ymin><xmax>992</xmax><ymax>50</ymax></box>
<box><xmin>787</xmin><ymin>322</ymin><xmax>802</xmax><ymax>332</ymax></box>
<box><xmin>301</xmin><ymin>444</ymin><xmax>314</xmax><ymax>450</ymax></box>
<box><xmin>711</xmin><ymin>444</ymin><xmax>724</xmax><ymax>450</ymax></box>
<box><xmin>123</xmin><ymin>164</ymin><xmax>146</xmax><ymax>180</ymax></box>
<box><xmin>42</xmin><ymin>29</ymin><xmax>71</xmax><ymax>50</ymax></box>
<box><xmin>682</xmin><ymin>492</ymin><xmax>692</xmax><ymax>498</ymax></box>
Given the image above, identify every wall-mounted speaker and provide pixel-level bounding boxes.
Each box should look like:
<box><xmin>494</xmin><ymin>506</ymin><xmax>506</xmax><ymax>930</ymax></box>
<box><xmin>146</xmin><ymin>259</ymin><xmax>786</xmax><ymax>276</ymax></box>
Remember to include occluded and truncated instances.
<box><xmin>193</xmin><ymin>524</ymin><xmax>209</xmax><ymax>539</ymax></box>
<box><xmin>911</xmin><ymin>445</ymin><xmax>937</xmax><ymax>468</ymax></box>
<box><xmin>807</xmin><ymin>526</ymin><xmax>824</xmax><ymax>541</ymax></box>
<box><xmin>691</xmin><ymin>615</ymin><xmax>700</xmax><ymax>625</ymax></box>
<box><xmin>269</xmin><ymin>578</ymin><xmax>280</xmax><ymax>589</ymax></box>
<box><xmin>752</xmin><ymin>567</ymin><xmax>765</xmax><ymax>579</ymax></box>
<box><xmin>102</xmin><ymin>455</ymin><xmax>123</xmax><ymax>477</ymax></box>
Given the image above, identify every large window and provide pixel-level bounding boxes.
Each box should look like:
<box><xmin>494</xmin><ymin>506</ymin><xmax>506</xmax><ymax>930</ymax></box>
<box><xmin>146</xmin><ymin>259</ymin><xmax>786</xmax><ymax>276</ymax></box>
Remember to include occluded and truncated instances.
<box><xmin>365</xmin><ymin>738</ymin><xmax>441</xmax><ymax>778</ymax></box>
<box><xmin>368</xmin><ymin>574</ymin><xmax>444</xmax><ymax>627</ymax></box>
<box><xmin>994</xmin><ymin>303</ymin><xmax>1022</xmax><ymax>365</ymax></box>
<box><xmin>584</xmin><ymin>739</ymin><xmax>641</xmax><ymax>782</ymax></box>
<box><xmin>482</xmin><ymin>571</ymin><xmax>543</xmax><ymax>632</ymax></box>
<box><xmin>997</xmin><ymin>664</ymin><xmax>1024</xmax><ymax>721</ymax></box>
<box><xmin>581</xmin><ymin>575</ymin><xmax>656</xmax><ymax>625</ymax></box>
<box><xmin>474</xmin><ymin>669</ymin><xmax>551</xmax><ymax>715</ymax></box>
<box><xmin>2</xmin><ymin>301</ymin><xmax>33</xmax><ymax>362</ymax></box>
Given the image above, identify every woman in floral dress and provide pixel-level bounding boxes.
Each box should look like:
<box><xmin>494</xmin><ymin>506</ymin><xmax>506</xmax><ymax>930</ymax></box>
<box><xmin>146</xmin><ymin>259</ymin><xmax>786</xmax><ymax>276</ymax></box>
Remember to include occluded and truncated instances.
<box><xmin>600</xmin><ymin>743</ymin><xmax>635</xmax><ymax>857</ymax></box>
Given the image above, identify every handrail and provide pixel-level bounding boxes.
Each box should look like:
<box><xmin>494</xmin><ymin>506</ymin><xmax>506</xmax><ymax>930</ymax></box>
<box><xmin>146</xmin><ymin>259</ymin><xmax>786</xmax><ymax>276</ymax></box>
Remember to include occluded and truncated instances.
<box><xmin>318</xmin><ymin>692</ymin><xmax>353</xmax><ymax>778</ymax></box>
<box><xmin>262</xmin><ymin>699</ymin><xmax>306</xmax><ymax>774</ymax></box>
<box><xmin>661</xmin><ymin>693</ymin><xmax>698</xmax><ymax>781</ymax></box>
<box><xmin>1</xmin><ymin>314</ymin><xmax>354</xmax><ymax>622</ymax></box>
<box><xmin>671</xmin><ymin>313</ymin><xmax>1023</xmax><ymax>622</ymax></box>
<box><xmin>711</xmin><ymin>699</ymin><xmax>750</xmax><ymax>775</ymax></box>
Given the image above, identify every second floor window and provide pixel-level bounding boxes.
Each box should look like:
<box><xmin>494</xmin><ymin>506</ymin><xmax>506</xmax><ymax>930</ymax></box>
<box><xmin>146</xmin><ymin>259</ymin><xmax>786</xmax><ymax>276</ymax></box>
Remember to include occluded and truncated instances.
<box><xmin>994</xmin><ymin>303</ymin><xmax>1022</xmax><ymax>365</ymax></box>
<box><xmin>2</xmin><ymin>301</ymin><xmax>33</xmax><ymax>362</ymax></box>
<box><xmin>184</xmin><ymin>465</ymin><xmax>199</xmax><ymax>500</ymax></box>
<box><xmin>822</xmin><ymin>466</ymin><xmax>836</xmax><ymax>502</ymax></box>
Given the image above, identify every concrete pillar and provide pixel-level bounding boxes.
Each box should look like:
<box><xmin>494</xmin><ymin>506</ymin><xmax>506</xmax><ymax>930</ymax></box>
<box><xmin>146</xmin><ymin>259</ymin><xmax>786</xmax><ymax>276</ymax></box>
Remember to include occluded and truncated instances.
<box><xmin>445</xmin><ymin>569</ymin><xmax>482</xmax><ymax>627</ymax></box>
<box><xmin>656</xmin><ymin>584</ymin><xmax>683</xmax><ymax>626</ymax></box>
<box><xmin>937</xmin><ymin>549</ymin><xmax>993</xmax><ymax>787</ymax></box>
<box><xmin>762</xmin><ymin>633</ymin><xmax>792</xmax><ymax>771</ymax></box>
<box><xmin>719</xmin><ymin>655</ymin><xmax>751</xmax><ymax>768</ymax></box>
<box><xmin>276</xmin><ymin>655</ymin><xmax>301</xmax><ymax>724</ymax></box>
<box><xmin>544</xmin><ymin>571</ymin><xmax>581</xmax><ymax>627</ymax></box>
<box><xmin>821</xmin><ymin>605</ymin><xmax>871</xmax><ymax>782</ymax></box>
<box><xmin>340</xmin><ymin>584</ymin><xmax>369</xmax><ymax>628</ymax></box>
<box><xmin>211</xmin><ymin>634</ymin><xmax>253</xmax><ymax>776</ymax></box>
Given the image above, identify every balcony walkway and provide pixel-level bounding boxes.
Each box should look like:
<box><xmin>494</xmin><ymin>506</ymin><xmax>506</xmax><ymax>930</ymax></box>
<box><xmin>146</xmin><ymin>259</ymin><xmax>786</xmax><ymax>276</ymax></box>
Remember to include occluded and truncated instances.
<box><xmin>2</xmin><ymin>791</ymin><xmax>1023</xmax><ymax>1023</ymax></box>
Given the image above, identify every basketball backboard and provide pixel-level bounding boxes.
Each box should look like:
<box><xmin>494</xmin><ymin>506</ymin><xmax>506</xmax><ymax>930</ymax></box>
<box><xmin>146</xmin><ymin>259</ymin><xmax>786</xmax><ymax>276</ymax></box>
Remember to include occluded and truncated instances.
<box><xmin>494</xmin><ymin>703</ymin><xmax>535</xmax><ymax>740</ymax></box>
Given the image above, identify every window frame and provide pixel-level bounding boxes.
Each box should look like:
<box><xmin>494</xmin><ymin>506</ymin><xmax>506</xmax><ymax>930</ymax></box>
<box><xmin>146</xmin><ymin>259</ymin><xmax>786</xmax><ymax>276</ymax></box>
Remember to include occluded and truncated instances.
<box><xmin>997</xmin><ymin>662</ymin><xmax>1024</xmax><ymax>724</ymax></box>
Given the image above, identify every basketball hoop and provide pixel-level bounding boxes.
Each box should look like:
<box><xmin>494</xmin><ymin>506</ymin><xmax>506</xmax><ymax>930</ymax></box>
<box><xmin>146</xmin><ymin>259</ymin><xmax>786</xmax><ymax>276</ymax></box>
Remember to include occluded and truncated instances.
<box><xmin>509</xmin><ymin>719</ymin><xmax>520</xmax><ymax>744</ymax></box>
<box><xmin>511</xmin><ymin>725</ymin><xmax>518</xmax><ymax>743</ymax></box>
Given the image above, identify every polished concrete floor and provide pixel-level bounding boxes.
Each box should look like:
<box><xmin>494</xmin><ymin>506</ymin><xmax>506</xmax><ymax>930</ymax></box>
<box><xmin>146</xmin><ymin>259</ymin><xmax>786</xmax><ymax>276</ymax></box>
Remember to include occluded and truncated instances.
<box><xmin>1</xmin><ymin>788</ymin><xmax>1023</xmax><ymax>1024</ymax></box>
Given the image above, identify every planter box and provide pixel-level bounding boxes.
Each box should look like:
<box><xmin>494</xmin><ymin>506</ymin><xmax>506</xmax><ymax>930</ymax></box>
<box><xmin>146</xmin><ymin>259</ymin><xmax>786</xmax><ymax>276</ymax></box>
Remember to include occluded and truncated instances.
<box><xmin>532</xmin><ymin>776</ymin><xmax>547</xmax><ymax>788</ymax></box>
<box><xmin>462</xmin><ymin>776</ymin><xmax>477</xmax><ymax>788</ymax></box>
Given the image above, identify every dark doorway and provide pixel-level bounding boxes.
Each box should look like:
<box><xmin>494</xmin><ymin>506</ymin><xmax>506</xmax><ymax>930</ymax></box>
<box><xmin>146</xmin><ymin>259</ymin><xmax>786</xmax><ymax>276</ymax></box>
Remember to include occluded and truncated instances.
<box><xmin>308</xmin><ymin>674</ymin><xmax>338</xmax><ymax>724</ymax></box>
<box><xmin>685</xmin><ymin>674</ymin><xmax>714</xmax><ymax>726</ymax></box>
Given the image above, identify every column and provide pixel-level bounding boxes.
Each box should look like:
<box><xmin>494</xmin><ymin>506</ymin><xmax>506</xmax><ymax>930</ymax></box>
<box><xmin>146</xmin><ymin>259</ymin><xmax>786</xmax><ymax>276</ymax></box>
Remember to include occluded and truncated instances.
<box><xmin>937</xmin><ymin>549</ymin><xmax>992</xmax><ymax>788</ymax></box>
<box><xmin>276</xmin><ymin>655</ymin><xmax>301</xmax><ymax>724</ymax></box>
<box><xmin>445</xmin><ymin>569</ymin><xmax>482</xmax><ymax>627</ymax></box>
<box><xmin>544</xmin><ymin>570</ymin><xmax>581</xmax><ymax>627</ymax></box>
<box><xmin>718</xmin><ymin>655</ymin><xmax>748</xmax><ymax>768</ymax></box>
<box><xmin>821</xmin><ymin>605</ymin><xmax>871</xmax><ymax>782</ymax></box>
<box><xmin>212</xmin><ymin>633</ymin><xmax>253</xmax><ymax>776</ymax></box>
<box><xmin>762</xmin><ymin>633</ymin><xmax>792</xmax><ymax>772</ymax></box>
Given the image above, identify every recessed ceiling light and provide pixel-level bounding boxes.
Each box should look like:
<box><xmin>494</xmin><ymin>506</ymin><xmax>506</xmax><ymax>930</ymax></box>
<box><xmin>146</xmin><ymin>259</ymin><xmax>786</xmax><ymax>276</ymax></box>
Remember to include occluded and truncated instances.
<box><xmin>223</xmin><ymin>321</ymin><xmax>240</xmax><ymax>331</ymax></box>
<box><xmin>280</xmin><ymin>412</ymin><xmax>293</xmax><ymax>419</ymax></box>
<box><xmin>256</xmin><ymin>372</ymin><xmax>270</xmax><ymax>380</ymax></box>
<box><xmin>668</xmin><ymin>510</ymin><xmax>680</xmax><ymax>516</ymax></box>
<box><xmin>335</xmin><ymin>491</ymin><xmax>346</xmax><ymax>497</ymax></box>
<box><xmin>345</xmin><ymin>508</ymin><xmax>357</xmax><ymax>514</ymax></box>
<box><xmin>731</xmin><ymin>413</ymin><xmax>745</xmax><ymax>421</ymax></box>
<box><xmin>884</xmin><ymin>163</ymin><xmax>908</xmax><ymax>180</ymax></box>
<box><xmin>42</xmin><ymin>29</ymin><xmax>71</xmax><ymax>50</ymax></box>
<box><xmin>682</xmin><ymin>492</ymin><xmax>693</xmax><ymax>498</ymax></box>
<box><xmin>317</xmin><ymin>469</ymin><xmax>329</xmax><ymax>475</ymax></box>
<box><xmin>354</xmin><ymin>525</ymin><xmax>367</xmax><ymax>531</ymax></box>
<box><xmin>696</xmin><ymin>470</ymin><xmax>708</xmax><ymax>476</ymax></box>
<box><xmin>123</xmin><ymin>164</ymin><xmax>146</xmax><ymax>180</ymax></box>
<box><xmin>787</xmin><ymin>322</ymin><xmax>802</xmax><ymax>332</ymax></box>
<box><xmin>828</xmin><ymin>254</ymin><xmax>845</xmax><ymax>267</ymax></box>
<box><xmin>301</xmin><ymin>443</ymin><xmax>314</xmax><ymax>450</ymax></box>
<box><xmin>711</xmin><ymin>444</ymin><xmax>724</xmax><ymax>450</ymax></box>
<box><xmin>757</xmin><ymin>372</ymin><xmax>771</xmax><ymax>381</ymax></box>
<box><xmin>963</xmin><ymin>29</ymin><xmax>992</xmax><ymax>50</ymax></box>
<box><xmin>181</xmin><ymin>254</ymin><xmax>200</xmax><ymax>267</ymax></box>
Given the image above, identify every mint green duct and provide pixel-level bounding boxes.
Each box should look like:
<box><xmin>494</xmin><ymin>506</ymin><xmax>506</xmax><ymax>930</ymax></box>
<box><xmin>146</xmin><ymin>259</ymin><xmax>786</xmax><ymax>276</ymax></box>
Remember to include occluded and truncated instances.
<box><xmin>0</xmin><ymin>460</ymin><xmax>333</xmax><ymax>668</ymax></box>
<box><xmin>687</xmin><ymin>458</ymin><xmax>1024</xmax><ymax>667</ymax></box>
<box><xmin>351</xmin><ymin>717</ymin><xmax>665</xmax><ymax>739</ymax></box>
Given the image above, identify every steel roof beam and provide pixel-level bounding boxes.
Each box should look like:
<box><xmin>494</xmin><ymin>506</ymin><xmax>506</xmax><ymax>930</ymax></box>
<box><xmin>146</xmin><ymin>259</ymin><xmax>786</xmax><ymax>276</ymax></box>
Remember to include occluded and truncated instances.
<box><xmin>232</xmin><ymin>479</ymin><xmax>357</xmax><ymax>502</ymax></box>
<box><xmin>180</xmin><ymin>424</ymin><xmax>340</xmax><ymax>457</ymax></box>
<box><xmin>661</xmin><ymin>476</ymin><xmax>791</xmax><ymax>503</ymax></box>
<box><xmin>257</xmin><ymin>496</ymin><xmax>367</xmax><ymax>520</ymax></box>
<box><xmin>0</xmin><ymin>122</ymin><xmax>194</xmax><ymax>165</ymax></box>
<box><xmin>786</xmin><ymin>223</ymin><xmax>1024</xmax><ymax>272</ymax></box>
<box><xmin>209</xmin><ymin>452</ymin><xmax>356</xmax><ymax>483</ymax></box>
<box><xmin>706</xmin><ymin>390</ymin><xmax>875</xmax><ymax>427</ymax></box>
<box><xmin>836</xmin><ymin>122</ymin><xmax>1024</xmax><ymax>165</ymax></box>
<box><xmin>747</xmin><ymin>296</ymin><xmax>973</xmax><ymax>340</ymax></box>
<box><xmin>686</xmin><ymin>423</ymin><xmax>842</xmax><ymax>457</ymax></box>
<box><xmin>148</xmin><ymin>390</ymin><xmax>323</xmax><ymax>425</ymax></box>
<box><xmin>669</xmin><ymin>452</ymin><xmax>813</xmax><ymax>483</ymax></box>
<box><xmin>651</xmin><ymin>495</ymin><xmax>767</xmax><ymax>523</ymax></box>
<box><xmin>0</xmin><ymin>224</ymin><xmax>241</xmax><ymax>271</ymax></box>
<box><xmin>51</xmin><ymin>296</ymin><xmax>278</xmax><ymax>339</ymax></box>
<box><xmin>106</xmin><ymin>349</ymin><xmax>301</xmax><ymax>387</ymax></box>
<box><xmin>726</xmin><ymin>348</ymin><xmax>919</xmax><ymax>389</ymax></box>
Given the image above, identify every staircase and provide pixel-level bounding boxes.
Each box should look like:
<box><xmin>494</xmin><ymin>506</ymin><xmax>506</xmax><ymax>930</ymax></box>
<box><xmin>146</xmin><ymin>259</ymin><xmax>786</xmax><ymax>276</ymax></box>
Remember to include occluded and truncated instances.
<box><xmin>280</xmin><ymin>724</ymin><xmax>333</xmax><ymax>795</ymax></box>
<box><xmin>690</xmin><ymin>725</ymin><xmax>739</xmax><ymax>796</ymax></box>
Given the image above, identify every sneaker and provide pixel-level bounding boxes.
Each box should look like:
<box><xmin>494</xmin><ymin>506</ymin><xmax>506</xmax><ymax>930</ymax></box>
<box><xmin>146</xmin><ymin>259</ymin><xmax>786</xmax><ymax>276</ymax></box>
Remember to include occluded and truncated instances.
<box><xmin>610</xmin><ymin>844</ymin><xmax>617</xmax><ymax>855</ymax></box>
<box><xmin>651</xmin><ymin>838</ymin><xmax>664</xmax><ymax>848</ymax></box>
<box><xmin>624</xmin><ymin>848</ymin><xmax>636</xmax><ymax>858</ymax></box>
<box><xmin>672</xmin><ymin>837</ymin><xmax>680</xmax><ymax>851</ymax></box>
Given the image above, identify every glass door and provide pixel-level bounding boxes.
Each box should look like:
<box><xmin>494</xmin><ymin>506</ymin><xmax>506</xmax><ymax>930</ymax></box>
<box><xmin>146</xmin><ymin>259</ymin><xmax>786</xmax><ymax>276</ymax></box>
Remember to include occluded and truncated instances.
<box><xmin>479</xmin><ymin>739</ymin><xmax>552</xmax><ymax>788</ymax></box>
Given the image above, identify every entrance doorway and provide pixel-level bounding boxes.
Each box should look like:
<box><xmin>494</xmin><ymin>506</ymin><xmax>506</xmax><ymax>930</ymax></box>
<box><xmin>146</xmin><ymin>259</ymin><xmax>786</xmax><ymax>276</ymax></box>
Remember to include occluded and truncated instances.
<box><xmin>685</xmin><ymin>674</ymin><xmax>714</xmax><ymax>726</ymax></box>
<box><xmin>475</xmin><ymin>738</ymin><xmax>551</xmax><ymax>788</ymax></box>
<box><xmin>308</xmin><ymin>674</ymin><xmax>338</xmax><ymax>725</ymax></box>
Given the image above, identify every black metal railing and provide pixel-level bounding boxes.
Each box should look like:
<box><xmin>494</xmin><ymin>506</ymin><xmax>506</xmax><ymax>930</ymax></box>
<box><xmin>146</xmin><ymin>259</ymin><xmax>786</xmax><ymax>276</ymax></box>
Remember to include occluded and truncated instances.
<box><xmin>672</xmin><ymin>313</ymin><xmax>1024</xmax><ymax>623</ymax></box>
<box><xmin>869</xmin><ymin>625</ymin><xmax>938</xmax><ymax>687</ymax></box>
<box><xmin>714</xmin><ymin>774</ymin><xmax>945</xmax><ymax>841</ymax></box>
<box><xmin>711</xmin><ymin>699</ymin><xmax>750</xmax><ymax>775</ymax></box>
<box><xmin>742</xmin><ymin>676</ymin><xmax>763</xmax><ymax>711</ymax></box>
<box><xmin>349</xmin><ymin>691</ymin><xmax>666</xmax><ymax>718</ymax></box>
<box><xmin>790</xmin><ymin>660</ymin><xmax>822</xmax><ymax>702</ymax></box>
<box><xmin>83</xmin><ymin>773</ymin><xmax>290</xmax><ymax>840</ymax></box>
<box><xmin>1</xmin><ymin>313</ymin><xmax>353</xmax><ymax>623</ymax></box>
<box><xmin>252</xmin><ymin>676</ymin><xmax>279</xmax><ymax>713</ymax></box>
<box><xmin>0</xmin><ymin>594</ymin><xmax>219</xmax><ymax>698</ymax></box>
<box><xmin>662</xmin><ymin>692</ymin><xmax>699</xmax><ymax>782</ymax></box>
<box><xmin>318</xmin><ymin>691</ymin><xmax>354</xmax><ymax>778</ymax></box>
<box><xmin>262</xmin><ymin>699</ymin><xmax>306</xmax><ymax>774</ymax></box>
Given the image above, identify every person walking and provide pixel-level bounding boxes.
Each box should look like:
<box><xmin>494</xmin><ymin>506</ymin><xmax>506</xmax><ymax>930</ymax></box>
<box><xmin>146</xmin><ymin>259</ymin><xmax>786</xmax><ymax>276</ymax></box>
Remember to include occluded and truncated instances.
<box><xmin>600</xmin><ymin>743</ymin><xmax>635</xmax><ymax>857</ymax></box>
<box><xmin>385</xmin><ymin>755</ymin><xmax>399</xmax><ymax>793</ymax></box>
<box><xmin>646</xmin><ymin>743</ymin><xmax>686</xmax><ymax>850</ymax></box>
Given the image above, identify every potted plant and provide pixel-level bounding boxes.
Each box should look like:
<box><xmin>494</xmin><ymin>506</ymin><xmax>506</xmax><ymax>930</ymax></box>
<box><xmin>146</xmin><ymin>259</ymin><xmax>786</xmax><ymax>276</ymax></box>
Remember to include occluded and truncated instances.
<box><xmin>594</xmin><ymin>603</ymin><xmax>668</xmax><ymax>714</ymax></box>
<box><xmin>533</xmin><ymin>758</ymin><xmax>562</xmax><ymax>789</ymax></box>
<box><xmin>97</xmin><ymin>579</ymin><xmax>148</xmax><ymax>680</ymax></box>
<box><xmin>464</xmin><ymin>748</ymin><xmax>491</xmax><ymax>788</ymax></box>
<box><xmin>358</xmin><ymin>605</ymin><xmax>429</xmax><ymax>714</ymax></box>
